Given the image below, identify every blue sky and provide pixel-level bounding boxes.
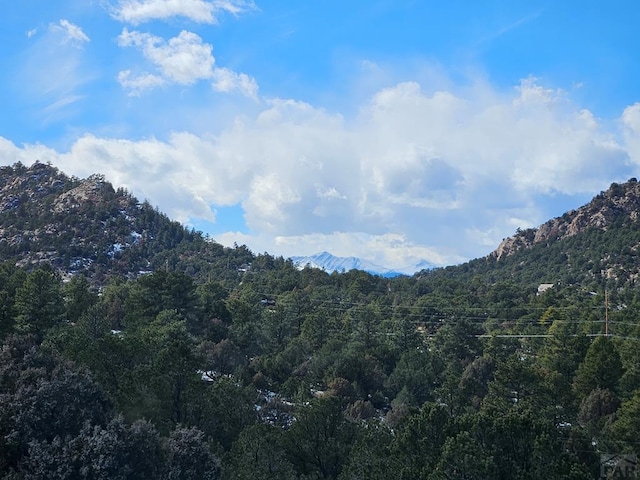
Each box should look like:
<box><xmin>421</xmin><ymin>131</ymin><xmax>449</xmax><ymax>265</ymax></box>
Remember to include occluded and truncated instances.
<box><xmin>1</xmin><ymin>1</ymin><xmax>640</xmax><ymax>271</ymax></box>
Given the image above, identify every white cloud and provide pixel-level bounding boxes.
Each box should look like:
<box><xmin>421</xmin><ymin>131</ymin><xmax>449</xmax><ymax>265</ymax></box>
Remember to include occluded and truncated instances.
<box><xmin>622</xmin><ymin>103</ymin><xmax>640</xmax><ymax>132</ymax></box>
<box><xmin>42</xmin><ymin>95</ymin><xmax>87</xmax><ymax>116</ymax></box>
<box><xmin>118</xmin><ymin>29</ymin><xmax>214</xmax><ymax>84</ymax></box>
<box><xmin>117</xmin><ymin>70</ymin><xmax>166</xmax><ymax>96</ymax></box>
<box><xmin>117</xmin><ymin>29</ymin><xmax>257</xmax><ymax>97</ymax></box>
<box><xmin>622</xmin><ymin>103</ymin><xmax>640</xmax><ymax>165</ymax></box>
<box><xmin>214</xmin><ymin>231</ymin><xmax>462</xmax><ymax>270</ymax></box>
<box><xmin>1</xmin><ymin>77</ymin><xmax>636</xmax><ymax>268</ymax></box>
<box><xmin>212</xmin><ymin>0</ymin><xmax>257</xmax><ymax>16</ymax></box>
<box><xmin>316</xmin><ymin>185</ymin><xmax>347</xmax><ymax>200</ymax></box>
<box><xmin>51</xmin><ymin>19</ymin><xmax>90</xmax><ymax>45</ymax></box>
<box><xmin>112</xmin><ymin>0</ymin><xmax>256</xmax><ymax>25</ymax></box>
<box><xmin>212</xmin><ymin>67</ymin><xmax>259</xmax><ymax>99</ymax></box>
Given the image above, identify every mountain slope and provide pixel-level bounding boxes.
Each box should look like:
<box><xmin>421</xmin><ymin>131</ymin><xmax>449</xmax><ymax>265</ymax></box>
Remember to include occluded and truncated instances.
<box><xmin>4</xmin><ymin>162</ymin><xmax>640</xmax><ymax>291</ymax></box>
<box><xmin>422</xmin><ymin>178</ymin><xmax>640</xmax><ymax>290</ymax></box>
<box><xmin>0</xmin><ymin>162</ymin><xmax>252</xmax><ymax>284</ymax></box>
<box><xmin>493</xmin><ymin>179</ymin><xmax>640</xmax><ymax>260</ymax></box>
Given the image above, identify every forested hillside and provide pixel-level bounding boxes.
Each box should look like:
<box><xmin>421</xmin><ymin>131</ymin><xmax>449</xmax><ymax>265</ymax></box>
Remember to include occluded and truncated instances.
<box><xmin>0</xmin><ymin>162</ymin><xmax>254</xmax><ymax>286</ymax></box>
<box><xmin>2</xmin><ymin>165</ymin><xmax>640</xmax><ymax>478</ymax></box>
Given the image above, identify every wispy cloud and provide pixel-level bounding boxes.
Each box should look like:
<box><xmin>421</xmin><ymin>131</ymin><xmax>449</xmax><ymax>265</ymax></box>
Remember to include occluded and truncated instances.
<box><xmin>51</xmin><ymin>19</ymin><xmax>90</xmax><ymax>45</ymax></box>
<box><xmin>212</xmin><ymin>0</ymin><xmax>257</xmax><ymax>17</ymax></box>
<box><xmin>477</xmin><ymin>9</ymin><xmax>544</xmax><ymax>46</ymax></box>
<box><xmin>15</xmin><ymin>21</ymin><xmax>95</xmax><ymax>123</ymax></box>
<box><xmin>117</xmin><ymin>70</ymin><xmax>165</xmax><ymax>96</ymax></box>
<box><xmin>112</xmin><ymin>0</ymin><xmax>257</xmax><ymax>25</ymax></box>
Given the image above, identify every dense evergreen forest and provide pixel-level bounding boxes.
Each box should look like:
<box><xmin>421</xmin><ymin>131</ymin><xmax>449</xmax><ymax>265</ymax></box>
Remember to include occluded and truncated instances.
<box><xmin>2</xmin><ymin>254</ymin><xmax>640</xmax><ymax>479</ymax></box>
<box><xmin>3</xmin><ymin>163</ymin><xmax>640</xmax><ymax>478</ymax></box>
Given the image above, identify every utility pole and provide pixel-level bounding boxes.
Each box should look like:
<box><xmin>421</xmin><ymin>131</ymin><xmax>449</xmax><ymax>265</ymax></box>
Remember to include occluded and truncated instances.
<box><xmin>605</xmin><ymin>289</ymin><xmax>609</xmax><ymax>337</ymax></box>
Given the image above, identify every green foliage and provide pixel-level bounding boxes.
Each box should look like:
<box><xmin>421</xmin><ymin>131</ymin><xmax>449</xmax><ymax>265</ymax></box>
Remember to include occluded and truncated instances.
<box><xmin>607</xmin><ymin>390</ymin><xmax>640</xmax><ymax>454</ymax></box>
<box><xmin>339</xmin><ymin>422</ymin><xmax>399</xmax><ymax>480</ymax></box>
<box><xmin>14</xmin><ymin>265</ymin><xmax>64</xmax><ymax>338</ymax></box>
<box><xmin>193</xmin><ymin>377</ymin><xmax>257</xmax><ymax>451</ymax></box>
<box><xmin>63</xmin><ymin>274</ymin><xmax>98</xmax><ymax>323</ymax></box>
<box><xmin>22</xmin><ymin>417</ymin><xmax>165</xmax><ymax>480</ymax></box>
<box><xmin>393</xmin><ymin>403</ymin><xmax>450</xmax><ymax>479</ymax></box>
<box><xmin>385</xmin><ymin>348</ymin><xmax>437</xmax><ymax>407</ymax></box>
<box><xmin>125</xmin><ymin>270</ymin><xmax>198</xmax><ymax>328</ymax></box>
<box><xmin>0</xmin><ymin>335</ymin><xmax>112</xmax><ymax>473</ymax></box>
<box><xmin>482</xmin><ymin>353</ymin><xmax>553</xmax><ymax>416</ymax></box>
<box><xmin>573</xmin><ymin>337</ymin><xmax>623</xmax><ymax>397</ymax></box>
<box><xmin>223</xmin><ymin>424</ymin><xmax>295</xmax><ymax>480</ymax></box>
<box><xmin>285</xmin><ymin>397</ymin><xmax>356</xmax><ymax>479</ymax></box>
<box><xmin>9</xmin><ymin>171</ymin><xmax>640</xmax><ymax>478</ymax></box>
<box><xmin>167</xmin><ymin>427</ymin><xmax>221</xmax><ymax>480</ymax></box>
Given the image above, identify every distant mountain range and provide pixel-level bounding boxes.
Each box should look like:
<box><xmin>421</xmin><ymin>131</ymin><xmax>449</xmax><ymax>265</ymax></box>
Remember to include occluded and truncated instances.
<box><xmin>290</xmin><ymin>251</ymin><xmax>435</xmax><ymax>277</ymax></box>
<box><xmin>0</xmin><ymin>161</ymin><xmax>435</xmax><ymax>283</ymax></box>
<box><xmin>7</xmin><ymin>161</ymin><xmax>640</xmax><ymax>289</ymax></box>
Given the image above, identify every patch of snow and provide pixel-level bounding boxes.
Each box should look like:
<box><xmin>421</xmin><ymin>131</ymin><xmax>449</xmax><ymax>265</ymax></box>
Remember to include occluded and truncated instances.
<box><xmin>107</xmin><ymin>243</ymin><xmax>126</xmax><ymax>258</ymax></box>
<box><xmin>199</xmin><ymin>370</ymin><xmax>218</xmax><ymax>382</ymax></box>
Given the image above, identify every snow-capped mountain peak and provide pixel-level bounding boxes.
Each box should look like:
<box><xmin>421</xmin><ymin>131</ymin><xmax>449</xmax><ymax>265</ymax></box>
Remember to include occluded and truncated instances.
<box><xmin>289</xmin><ymin>251</ymin><xmax>434</xmax><ymax>277</ymax></box>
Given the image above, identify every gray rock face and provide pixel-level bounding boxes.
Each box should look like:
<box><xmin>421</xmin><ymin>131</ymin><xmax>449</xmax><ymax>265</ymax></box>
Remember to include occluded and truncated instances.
<box><xmin>492</xmin><ymin>179</ymin><xmax>640</xmax><ymax>260</ymax></box>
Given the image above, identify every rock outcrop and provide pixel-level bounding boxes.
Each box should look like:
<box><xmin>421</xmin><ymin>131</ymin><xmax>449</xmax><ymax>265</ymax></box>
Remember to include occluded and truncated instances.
<box><xmin>492</xmin><ymin>178</ymin><xmax>640</xmax><ymax>260</ymax></box>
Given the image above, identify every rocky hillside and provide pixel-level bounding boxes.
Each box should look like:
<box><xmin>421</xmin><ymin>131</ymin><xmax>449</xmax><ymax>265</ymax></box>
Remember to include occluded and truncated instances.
<box><xmin>6</xmin><ymin>161</ymin><xmax>640</xmax><ymax>291</ymax></box>
<box><xmin>0</xmin><ymin>161</ymin><xmax>253</xmax><ymax>284</ymax></box>
<box><xmin>492</xmin><ymin>178</ymin><xmax>640</xmax><ymax>260</ymax></box>
<box><xmin>414</xmin><ymin>178</ymin><xmax>640</xmax><ymax>291</ymax></box>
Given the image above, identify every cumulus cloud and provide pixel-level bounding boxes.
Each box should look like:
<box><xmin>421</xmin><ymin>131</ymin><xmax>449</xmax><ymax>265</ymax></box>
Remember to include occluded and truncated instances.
<box><xmin>212</xmin><ymin>67</ymin><xmax>259</xmax><ymax>99</ymax></box>
<box><xmin>1</xmin><ymin>77</ymin><xmax>636</xmax><ymax>267</ymax></box>
<box><xmin>118</xmin><ymin>29</ymin><xmax>214</xmax><ymax>84</ymax></box>
<box><xmin>117</xmin><ymin>29</ymin><xmax>258</xmax><ymax>97</ymax></box>
<box><xmin>112</xmin><ymin>0</ymin><xmax>257</xmax><ymax>25</ymax></box>
<box><xmin>622</xmin><ymin>103</ymin><xmax>640</xmax><ymax>163</ymax></box>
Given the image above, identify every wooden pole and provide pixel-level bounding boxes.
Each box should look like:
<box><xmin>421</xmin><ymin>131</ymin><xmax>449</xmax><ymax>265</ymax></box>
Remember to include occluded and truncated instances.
<box><xmin>605</xmin><ymin>289</ymin><xmax>609</xmax><ymax>337</ymax></box>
